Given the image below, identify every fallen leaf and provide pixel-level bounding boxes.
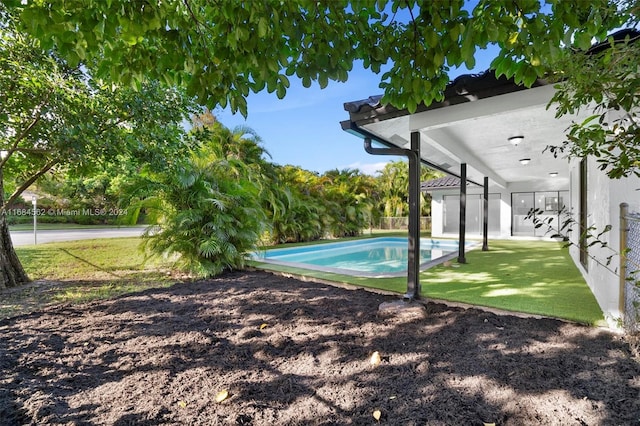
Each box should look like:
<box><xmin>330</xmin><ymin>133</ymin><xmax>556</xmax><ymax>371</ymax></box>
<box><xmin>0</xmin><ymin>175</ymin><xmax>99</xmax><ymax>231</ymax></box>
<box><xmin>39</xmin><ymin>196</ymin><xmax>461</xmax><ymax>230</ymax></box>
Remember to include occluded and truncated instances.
<box><xmin>215</xmin><ymin>389</ymin><xmax>229</xmax><ymax>403</ymax></box>
<box><xmin>259</xmin><ymin>323</ymin><xmax>268</xmax><ymax>330</ymax></box>
<box><xmin>370</xmin><ymin>351</ymin><xmax>381</xmax><ymax>367</ymax></box>
<box><xmin>177</xmin><ymin>400</ymin><xmax>187</xmax><ymax>408</ymax></box>
<box><xmin>373</xmin><ymin>409</ymin><xmax>382</xmax><ymax>421</ymax></box>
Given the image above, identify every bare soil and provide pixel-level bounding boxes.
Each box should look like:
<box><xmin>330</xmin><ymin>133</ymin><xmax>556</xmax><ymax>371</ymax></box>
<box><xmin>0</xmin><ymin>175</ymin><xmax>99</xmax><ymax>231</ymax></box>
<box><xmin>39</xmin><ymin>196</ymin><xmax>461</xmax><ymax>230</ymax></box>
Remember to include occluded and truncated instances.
<box><xmin>1</xmin><ymin>270</ymin><xmax>639</xmax><ymax>425</ymax></box>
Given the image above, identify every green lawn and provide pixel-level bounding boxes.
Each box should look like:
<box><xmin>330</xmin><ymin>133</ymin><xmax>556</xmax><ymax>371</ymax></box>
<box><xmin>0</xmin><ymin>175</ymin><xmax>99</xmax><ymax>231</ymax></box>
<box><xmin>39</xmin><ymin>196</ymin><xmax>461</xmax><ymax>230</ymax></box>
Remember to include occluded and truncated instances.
<box><xmin>16</xmin><ymin>237</ymin><xmax>166</xmax><ymax>280</ymax></box>
<box><xmin>1</xmin><ymin>238</ymin><xmax>176</xmax><ymax>318</ymax></box>
<box><xmin>6</xmin><ymin>236</ymin><xmax>605</xmax><ymax>326</ymax></box>
<box><xmin>251</xmin><ymin>239</ymin><xmax>605</xmax><ymax>326</ymax></box>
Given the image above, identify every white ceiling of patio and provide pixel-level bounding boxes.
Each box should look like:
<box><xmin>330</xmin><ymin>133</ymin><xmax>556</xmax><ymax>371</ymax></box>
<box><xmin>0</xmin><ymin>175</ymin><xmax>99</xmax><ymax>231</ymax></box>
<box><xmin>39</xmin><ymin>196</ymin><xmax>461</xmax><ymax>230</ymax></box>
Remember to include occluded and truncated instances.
<box><xmin>348</xmin><ymin>84</ymin><xmax>593</xmax><ymax>190</ymax></box>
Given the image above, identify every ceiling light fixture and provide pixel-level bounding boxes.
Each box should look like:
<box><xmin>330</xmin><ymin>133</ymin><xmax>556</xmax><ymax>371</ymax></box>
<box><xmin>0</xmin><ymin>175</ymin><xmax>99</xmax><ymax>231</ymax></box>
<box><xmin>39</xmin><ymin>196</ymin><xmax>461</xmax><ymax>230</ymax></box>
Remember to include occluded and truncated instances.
<box><xmin>549</xmin><ymin>172</ymin><xmax>558</xmax><ymax>177</ymax></box>
<box><xmin>508</xmin><ymin>135</ymin><xmax>524</xmax><ymax>146</ymax></box>
<box><xmin>519</xmin><ymin>158</ymin><xmax>531</xmax><ymax>165</ymax></box>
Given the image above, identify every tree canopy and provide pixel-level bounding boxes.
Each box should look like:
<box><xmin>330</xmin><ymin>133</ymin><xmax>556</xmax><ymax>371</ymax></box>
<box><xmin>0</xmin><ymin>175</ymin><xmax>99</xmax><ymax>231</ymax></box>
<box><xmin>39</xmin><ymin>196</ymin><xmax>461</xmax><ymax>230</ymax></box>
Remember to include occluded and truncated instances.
<box><xmin>7</xmin><ymin>0</ymin><xmax>639</xmax><ymax>179</ymax></box>
<box><xmin>0</xmin><ymin>6</ymin><xmax>198</xmax><ymax>208</ymax></box>
<box><xmin>0</xmin><ymin>6</ymin><xmax>198</xmax><ymax>288</ymax></box>
<box><xmin>5</xmin><ymin>0</ymin><xmax>634</xmax><ymax>115</ymax></box>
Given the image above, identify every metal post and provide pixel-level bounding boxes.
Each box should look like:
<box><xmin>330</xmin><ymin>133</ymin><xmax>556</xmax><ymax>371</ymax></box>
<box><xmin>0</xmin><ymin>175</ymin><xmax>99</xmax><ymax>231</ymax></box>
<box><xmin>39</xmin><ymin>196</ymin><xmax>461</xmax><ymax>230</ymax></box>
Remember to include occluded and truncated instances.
<box><xmin>620</xmin><ymin>202</ymin><xmax>629</xmax><ymax>320</ymax></box>
<box><xmin>458</xmin><ymin>163</ymin><xmax>467</xmax><ymax>263</ymax></box>
<box><xmin>362</xmin><ymin>136</ymin><xmax>421</xmax><ymax>300</ymax></box>
<box><xmin>32</xmin><ymin>196</ymin><xmax>37</xmax><ymax>245</ymax></box>
<box><xmin>482</xmin><ymin>176</ymin><xmax>489</xmax><ymax>251</ymax></box>
<box><xmin>406</xmin><ymin>131</ymin><xmax>421</xmax><ymax>300</ymax></box>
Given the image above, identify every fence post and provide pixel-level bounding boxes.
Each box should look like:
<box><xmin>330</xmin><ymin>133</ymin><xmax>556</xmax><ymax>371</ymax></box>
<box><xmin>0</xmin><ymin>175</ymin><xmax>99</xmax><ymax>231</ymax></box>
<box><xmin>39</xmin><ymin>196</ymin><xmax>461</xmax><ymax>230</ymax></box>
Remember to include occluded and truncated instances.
<box><xmin>620</xmin><ymin>203</ymin><xmax>629</xmax><ymax>322</ymax></box>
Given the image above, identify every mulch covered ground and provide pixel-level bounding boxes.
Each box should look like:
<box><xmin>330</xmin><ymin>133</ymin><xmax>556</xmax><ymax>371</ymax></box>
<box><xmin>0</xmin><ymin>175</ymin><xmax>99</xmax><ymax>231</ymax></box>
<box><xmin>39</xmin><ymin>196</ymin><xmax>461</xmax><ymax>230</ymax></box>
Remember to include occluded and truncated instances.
<box><xmin>1</xmin><ymin>270</ymin><xmax>639</xmax><ymax>425</ymax></box>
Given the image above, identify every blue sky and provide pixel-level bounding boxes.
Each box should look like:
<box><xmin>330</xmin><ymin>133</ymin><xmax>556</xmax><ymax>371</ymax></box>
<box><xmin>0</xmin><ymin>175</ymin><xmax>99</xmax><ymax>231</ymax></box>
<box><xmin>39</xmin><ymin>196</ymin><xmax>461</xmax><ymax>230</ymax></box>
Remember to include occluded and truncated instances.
<box><xmin>215</xmin><ymin>48</ymin><xmax>499</xmax><ymax>176</ymax></box>
<box><xmin>214</xmin><ymin>62</ymin><xmax>398</xmax><ymax>175</ymax></box>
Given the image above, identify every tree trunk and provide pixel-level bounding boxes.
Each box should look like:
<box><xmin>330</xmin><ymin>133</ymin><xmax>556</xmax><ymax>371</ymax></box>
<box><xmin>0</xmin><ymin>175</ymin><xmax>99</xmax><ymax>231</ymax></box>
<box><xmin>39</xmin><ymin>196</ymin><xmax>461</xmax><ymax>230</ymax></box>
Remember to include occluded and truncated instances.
<box><xmin>0</xmin><ymin>213</ymin><xmax>29</xmax><ymax>289</ymax></box>
<box><xmin>0</xmin><ymin>170</ymin><xmax>30</xmax><ymax>289</ymax></box>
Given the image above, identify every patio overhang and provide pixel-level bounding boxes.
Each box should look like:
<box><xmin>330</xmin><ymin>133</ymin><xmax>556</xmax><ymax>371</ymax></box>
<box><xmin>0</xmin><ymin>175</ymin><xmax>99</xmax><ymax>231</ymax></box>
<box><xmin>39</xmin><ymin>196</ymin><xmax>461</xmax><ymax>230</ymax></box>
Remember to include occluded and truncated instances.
<box><xmin>340</xmin><ymin>70</ymin><xmax>582</xmax><ymax>191</ymax></box>
<box><xmin>342</xmin><ymin>27</ymin><xmax>640</xmax><ymax>189</ymax></box>
<box><xmin>340</xmin><ymin>70</ymin><xmax>583</xmax><ymax>300</ymax></box>
<box><xmin>340</xmin><ymin>28</ymin><xmax>639</xmax><ymax>311</ymax></box>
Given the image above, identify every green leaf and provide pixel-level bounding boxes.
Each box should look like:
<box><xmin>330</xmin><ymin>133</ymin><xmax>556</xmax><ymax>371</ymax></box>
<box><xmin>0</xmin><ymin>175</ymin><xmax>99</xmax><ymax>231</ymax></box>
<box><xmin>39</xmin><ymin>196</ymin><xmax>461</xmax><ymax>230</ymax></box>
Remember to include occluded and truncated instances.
<box><xmin>523</xmin><ymin>66</ymin><xmax>538</xmax><ymax>87</ymax></box>
<box><xmin>318</xmin><ymin>73</ymin><xmax>328</xmax><ymax>89</ymax></box>
<box><xmin>258</xmin><ymin>17</ymin><xmax>268</xmax><ymax>38</ymax></box>
<box><xmin>574</xmin><ymin>31</ymin><xmax>593</xmax><ymax>50</ymax></box>
<box><xmin>278</xmin><ymin>74</ymin><xmax>290</xmax><ymax>88</ymax></box>
<box><xmin>580</xmin><ymin>115</ymin><xmax>601</xmax><ymax>127</ymax></box>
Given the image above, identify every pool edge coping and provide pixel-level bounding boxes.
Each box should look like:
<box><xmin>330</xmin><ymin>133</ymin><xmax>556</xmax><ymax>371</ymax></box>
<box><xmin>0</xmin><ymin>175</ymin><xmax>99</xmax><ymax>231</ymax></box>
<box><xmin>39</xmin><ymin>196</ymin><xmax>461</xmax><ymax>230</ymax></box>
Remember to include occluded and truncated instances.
<box><xmin>252</xmin><ymin>237</ymin><xmax>479</xmax><ymax>278</ymax></box>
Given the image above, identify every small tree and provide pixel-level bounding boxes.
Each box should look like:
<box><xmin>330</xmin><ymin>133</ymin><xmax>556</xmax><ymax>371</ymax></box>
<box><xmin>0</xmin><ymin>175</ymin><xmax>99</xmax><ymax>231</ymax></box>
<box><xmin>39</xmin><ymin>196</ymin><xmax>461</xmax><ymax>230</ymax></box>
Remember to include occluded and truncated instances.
<box><xmin>322</xmin><ymin>168</ymin><xmax>377</xmax><ymax>238</ymax></box>
<box><xmin>0</xmin><ymin>8</ymin><xmax>196</xmax><ymax>288</ymax></box>
<box><xmin>375</xmin><ymin>161</ymin><xmax>442</xmax><ymax>219</ymax></box>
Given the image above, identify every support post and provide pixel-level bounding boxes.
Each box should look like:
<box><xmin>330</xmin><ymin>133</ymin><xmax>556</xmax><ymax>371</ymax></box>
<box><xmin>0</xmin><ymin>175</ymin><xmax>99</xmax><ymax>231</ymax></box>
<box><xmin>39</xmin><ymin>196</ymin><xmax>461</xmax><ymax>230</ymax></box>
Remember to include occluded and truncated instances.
<box><xmin>32</xmin><ymin>196</ymin><xmax>37</xmax><ymax>245</ymax></box>
<box><xmin>482</xmin><ymin>176</ymin><xmax>489</xmax><ymax>251</ymax></box>
<box><xmin>362</xmin><ymin>135</ymin><xmax>420</xmax><ymax>300</ymax></box>
<box><xmin>620</xmin><ymin>202</ymin><xmax>629</xmax><ymax>321</ymax></box>
<box><xmin>458</xmin><ymin>163</ymin><xmax>467</xmax><ymax>263</ymax></box>
<box><xmin>406</xmin><ymin>131</ymin><xmax>421</xmax><ymax>300</ymax></box>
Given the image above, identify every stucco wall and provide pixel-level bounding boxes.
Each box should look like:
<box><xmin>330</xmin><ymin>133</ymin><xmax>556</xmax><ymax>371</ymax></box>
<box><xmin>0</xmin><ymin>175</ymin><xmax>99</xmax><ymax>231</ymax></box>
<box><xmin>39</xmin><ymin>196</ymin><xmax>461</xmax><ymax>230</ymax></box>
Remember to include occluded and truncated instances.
<box><xmin>568</xmin><ymin>157</ymin><xmax>640</xmax><ymax>323</ymax></box>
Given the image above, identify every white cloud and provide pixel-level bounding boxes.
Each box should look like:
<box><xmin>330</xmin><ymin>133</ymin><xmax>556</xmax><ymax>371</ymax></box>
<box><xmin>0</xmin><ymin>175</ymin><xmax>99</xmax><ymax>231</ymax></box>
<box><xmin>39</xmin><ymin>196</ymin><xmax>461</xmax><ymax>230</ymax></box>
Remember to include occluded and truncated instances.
<box><xmin>343</xmin><ymin>161</ymin><xmax>390</xmax><ymax>175</ymax></box>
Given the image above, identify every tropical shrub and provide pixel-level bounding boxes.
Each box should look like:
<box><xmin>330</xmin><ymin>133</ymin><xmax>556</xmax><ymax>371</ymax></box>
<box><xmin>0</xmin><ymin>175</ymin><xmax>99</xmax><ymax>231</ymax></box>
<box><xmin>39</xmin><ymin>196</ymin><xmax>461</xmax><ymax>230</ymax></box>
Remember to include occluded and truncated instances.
<box><xmin>131</xmin><ymin>121</ymin><xmax>268</xmax><ymax>277</ymax></box>
<box><xmin>266</xmin><ymin>165</ymin><xmax>325</xmax><ymax>244</ymax></box>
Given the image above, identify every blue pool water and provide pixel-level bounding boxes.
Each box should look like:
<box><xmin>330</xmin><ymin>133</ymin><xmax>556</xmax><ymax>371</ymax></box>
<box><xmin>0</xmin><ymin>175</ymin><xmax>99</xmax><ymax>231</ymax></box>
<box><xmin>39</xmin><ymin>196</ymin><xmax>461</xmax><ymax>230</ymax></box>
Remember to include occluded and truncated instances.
<box><xmin>253</xmin><ymin>237</ymin><xmax>467</xmax><ymax>277</ymax></box>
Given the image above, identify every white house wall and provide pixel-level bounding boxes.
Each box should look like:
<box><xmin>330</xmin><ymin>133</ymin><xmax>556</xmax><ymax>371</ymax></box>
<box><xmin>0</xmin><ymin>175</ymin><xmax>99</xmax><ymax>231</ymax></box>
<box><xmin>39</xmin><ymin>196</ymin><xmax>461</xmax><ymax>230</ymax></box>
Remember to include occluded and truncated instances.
<box><xmin>431</xmin><ymin>195</ymin><xmax>444</xmax><ymax>237</ymax></box>
<box><xmin>568</xmin><ymin>157</ymin><xmax>640</xmax><ymax>324</ymax></box>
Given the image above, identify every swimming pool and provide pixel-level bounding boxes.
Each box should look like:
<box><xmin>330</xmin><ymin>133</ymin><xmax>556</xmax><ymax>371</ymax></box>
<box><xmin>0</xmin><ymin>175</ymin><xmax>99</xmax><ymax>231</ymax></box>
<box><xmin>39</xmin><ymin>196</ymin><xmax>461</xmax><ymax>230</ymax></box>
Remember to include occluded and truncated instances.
<box><xmin>253</xmin><ymin>237</ymin><xmax>470</xmax><ymax>277</ymax></box>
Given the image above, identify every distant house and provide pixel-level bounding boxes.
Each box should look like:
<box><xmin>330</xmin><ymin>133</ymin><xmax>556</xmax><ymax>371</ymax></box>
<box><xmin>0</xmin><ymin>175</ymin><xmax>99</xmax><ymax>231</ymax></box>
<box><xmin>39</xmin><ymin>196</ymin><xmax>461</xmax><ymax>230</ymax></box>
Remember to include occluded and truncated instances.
<box><xmin>340</xmin><ymin>31</ymin><xmax>640</xmax><ymax>324</ymax></box>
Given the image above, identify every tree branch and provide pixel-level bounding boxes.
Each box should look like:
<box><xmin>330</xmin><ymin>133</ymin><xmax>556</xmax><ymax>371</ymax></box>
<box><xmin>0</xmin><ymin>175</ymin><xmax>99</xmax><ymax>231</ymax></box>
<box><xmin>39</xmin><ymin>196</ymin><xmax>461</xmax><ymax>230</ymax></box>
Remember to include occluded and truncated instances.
<box><xmin>4</xmin><ymin>159</ymin><xmax>58</xmax><ymax>207</ymax></box>
<box><xmin>1</xmin><ymin>88</ymin><xmax>55</xmax><ymax>169</ymax></box>
<box><xmin>12</xmin><ymin>108</ymin><xmax>43</xmax><ymax>145</ymax></box>
<box><xmin>13</xmin><ymin>147</ymin><xmax>55</xmax><ymax>155</ymax></box>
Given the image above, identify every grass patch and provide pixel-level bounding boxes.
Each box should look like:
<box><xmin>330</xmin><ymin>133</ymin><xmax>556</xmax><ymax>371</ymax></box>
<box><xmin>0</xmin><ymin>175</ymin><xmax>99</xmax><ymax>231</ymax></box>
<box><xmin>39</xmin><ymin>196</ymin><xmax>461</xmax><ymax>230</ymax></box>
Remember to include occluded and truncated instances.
<box><xmin>3</xmin><ymin>235</ymin><xmax>605</xmax><ymax>326</ymax></box>
<box><xmin>1</xmin><ymin>238</ymin><xmax>176</xmax><ymax>318</ymax></box>
<box><xmin>252</xmin><ymin>239</ymin><xmax>605</xmax><ymax>326</ymax></box>
<box><xmin>420</xmin><ymin>240</ymin><xmax>604</xmax><ymax>325</ymax></box>
<box><xmin>16</xmin><ymin>237</ymin><xmax>167</xmax><ymax>280</ymax></box>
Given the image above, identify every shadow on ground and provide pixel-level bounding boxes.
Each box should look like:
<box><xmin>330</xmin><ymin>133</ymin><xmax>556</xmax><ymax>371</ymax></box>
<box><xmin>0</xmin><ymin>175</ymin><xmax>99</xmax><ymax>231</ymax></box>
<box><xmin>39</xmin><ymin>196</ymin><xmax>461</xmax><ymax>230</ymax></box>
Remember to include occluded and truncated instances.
<box><xmin>1</xmin><ymin>271</ymin><xmax>638</xmax><ymax>425</ymax></box>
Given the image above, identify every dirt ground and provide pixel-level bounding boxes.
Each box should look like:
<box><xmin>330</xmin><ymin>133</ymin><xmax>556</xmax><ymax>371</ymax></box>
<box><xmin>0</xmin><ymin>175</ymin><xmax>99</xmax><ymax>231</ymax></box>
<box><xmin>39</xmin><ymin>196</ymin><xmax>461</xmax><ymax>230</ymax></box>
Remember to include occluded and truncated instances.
<box><xmin>1</xmin><ymin>270</ymin><xmax>639</xmax><ymax>425</ymax></box>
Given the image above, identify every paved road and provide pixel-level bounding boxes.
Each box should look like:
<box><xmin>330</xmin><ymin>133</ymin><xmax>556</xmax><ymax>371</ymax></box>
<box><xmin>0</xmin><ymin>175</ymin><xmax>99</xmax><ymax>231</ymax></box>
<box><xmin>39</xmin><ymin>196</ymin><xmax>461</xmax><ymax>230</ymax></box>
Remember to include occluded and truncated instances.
<box><xmin>10</xmin><ymin>226</ymin><xmax>148</xmax><ymax>247</ymax></box>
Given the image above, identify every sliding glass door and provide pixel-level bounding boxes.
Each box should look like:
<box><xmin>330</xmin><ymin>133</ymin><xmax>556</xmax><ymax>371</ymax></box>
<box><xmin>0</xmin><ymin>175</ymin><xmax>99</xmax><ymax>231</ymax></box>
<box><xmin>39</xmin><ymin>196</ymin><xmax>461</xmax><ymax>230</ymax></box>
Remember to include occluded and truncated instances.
<box><xmin>511</xmin><ymin>191</ymin><xmax>568</xmax><ymax>237</ymax></box>
<box><xmin>512</xmin><ymin>193</ymin><xmax>534</xmax><ymax>235</ymax></box>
